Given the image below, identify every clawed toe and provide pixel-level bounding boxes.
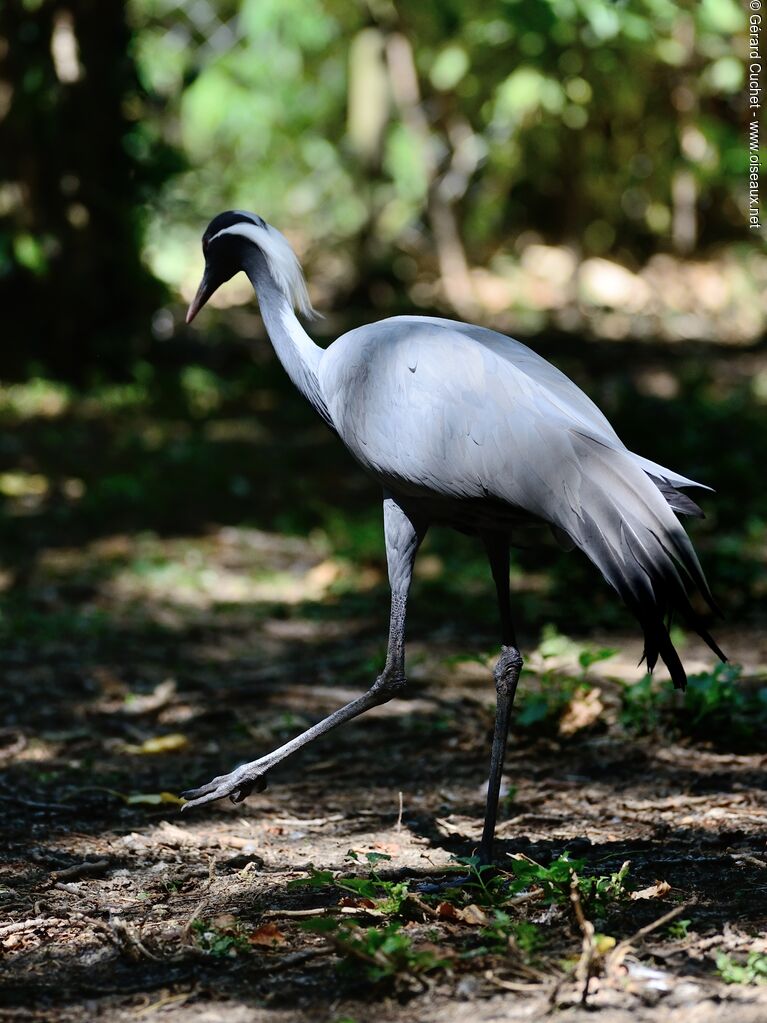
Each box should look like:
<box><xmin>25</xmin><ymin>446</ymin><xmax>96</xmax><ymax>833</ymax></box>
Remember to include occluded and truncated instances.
<box><xmin>228</xmin><ymin>775</ymin><xmax>268</xmax><ymax>803</ymax></box>
<box><xmin>180</xmin><ymin>769</ymin><xmax>268</xmax><ymax>810</ymax></box>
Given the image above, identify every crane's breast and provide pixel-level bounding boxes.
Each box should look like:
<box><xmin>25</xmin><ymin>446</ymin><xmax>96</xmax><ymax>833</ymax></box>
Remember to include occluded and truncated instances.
<box><xmin>319</xmin><ymin>323</ymin><xmax>520</xmax><ymax>499</ymax></box>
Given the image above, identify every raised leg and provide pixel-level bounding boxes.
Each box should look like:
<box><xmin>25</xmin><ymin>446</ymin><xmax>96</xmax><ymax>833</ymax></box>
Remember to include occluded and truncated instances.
<box><xmin>477</xmin><ymin>533</ymin><xmax>523</xmax><ymax>864</ymax></box>
<box><xmin>181</xmin><ymin>494</ymin><xmax>427</xmax><ymax>809</ymax></box>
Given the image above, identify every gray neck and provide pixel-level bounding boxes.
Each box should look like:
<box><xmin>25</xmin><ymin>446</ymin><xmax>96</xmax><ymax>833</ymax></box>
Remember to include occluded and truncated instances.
<box><xmin>244</xmin><ymin>254</ymin><xmax>332</xmax><ymax>427</ymax></box>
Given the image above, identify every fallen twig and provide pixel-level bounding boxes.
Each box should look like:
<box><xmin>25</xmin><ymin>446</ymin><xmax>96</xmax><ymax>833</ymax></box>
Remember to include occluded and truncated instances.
<box><xmin>0</xmin><ymin>792</ymin><xmax>72</xmax><ymax>812</ymax></box>
<box><xmin>50</xmin><ymin>858</ymin><xmax>110</xmax><ymax>883</ymax></box>
<box><xmin>261</xmin><ymin>906</ymin><xmax>382</xmax><ymax>920</ymax></box>
<box><xmin>570</xmin><ymin>876</ymin><xmax>596</xmax><ymax>1005</ymax></box>
<box><xmin>484</xmin><ymin>969</ymin><xmax>551</xmax><ymax>993</ymax></box>
<box><xmin>133</xmin><ymin>991</ymin><xmax>192</xmax><ymax>1018</ymax></box>
<box><xmin>607</xmin><ymin>902</ymin><xmax>691</xmax><ymax>972</ymax></box>
<box><xmin>0</xmin><ymin>916</ymin><xmax>63</xmax><ymax>937</ymax></box>
<box><xmin>253</xmin><ymin>945</ymin><xmax>334</xmax><ymax>974</ymax></box>
<box><xmin>109</xmin><ymin>918</ymin><xmax>163</xmax><ymax>962</ymax></box>
<box><xmin>182</xmin><ymin>898</ymin><xmax>210</xmax><ymax>939</ymax></box>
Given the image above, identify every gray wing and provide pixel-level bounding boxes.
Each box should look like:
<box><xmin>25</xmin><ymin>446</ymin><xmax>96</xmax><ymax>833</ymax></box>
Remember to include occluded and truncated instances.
<box><xmin>319</xmin><ymin>315</ymin><xmax>700</xmax><ymax>509</ymax></box>
<box><xmin>319</xmin><ymin>315</ymin><xmax>722</xmax><ymax>687</ymax></box>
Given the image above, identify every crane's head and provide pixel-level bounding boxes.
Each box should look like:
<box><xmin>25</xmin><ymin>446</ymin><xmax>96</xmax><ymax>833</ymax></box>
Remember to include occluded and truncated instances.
<box><xmin>186</xmin><ymin>210</ymin><xmax>315</xmax><ymax>324</ymax></box>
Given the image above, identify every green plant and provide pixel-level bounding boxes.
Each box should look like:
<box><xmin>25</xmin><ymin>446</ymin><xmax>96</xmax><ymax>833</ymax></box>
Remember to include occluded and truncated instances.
<box><xmin>191</xmin><ymin>918</ymin><xmax>251</xmax><ymax>957</ymax></box>
<box><xmin>287</xmin><ymin>867</ymin><xmax>336</xmax><ymax>890</ymax></box>
<box><xmin>442</xmin><ymin>856</ymin><xmax>513</xmax><ymax>908</ymax></box>
<box><xmin>506</xmin><ymin>853</ymin><xmax>584</xmax><ymax>904</ymax></box>
<box><xmin>501</xmin><ymin>785</ymin><xmax>519</xmax><ymax>810</ymax></box>
<box><xmin>684</xmin><ymin>664</ymin><xmax>758</xmax><ymax>737</ymax></box>
<box><xmin>288</xmin><ymin>854</ymin><xmax>410</xmax><ymax>917</ymax></box>
<box><xmin>516</xmin><ymin>670</ymin><xmax>580</xmax><ymax>729</ymax></box>
<box><xmin>620</xmin><ymin>663</ymin><xmax>766</xmax><ymax>744</ymax></box>
<box><xmin>716</xmin><ymin>951</ymin><xmax>767</xmax><ymax>985</ymax></box>
<box><xmin>476</xmin><ymin>911</ymin><xmax>544</xmax><ymax>957</ymax></box>
<box><xmin>441</xmin><ymin>854</ymin><xmax>632</xmax><ymax>910</ymax></box>
<box><xmin>301</xmin><ymin>918</ymin><xmax>449</xmax><ymax>982</ymax></box>
<box><xmin>668</xmin><ymin>918</ymin><xmax>692</xmax><ymax>940</ymax></box>
<box><xmin>619</xmin><ymin>673</ymin><xmax>664</xmax><ymax>734</ymax></box>
<box><xmin>575</xmin><ymin>861</ymin><xmax>631</xmax><ymax>906</ymax></box>
<box><xmin>536</xmin><ymin>624</ymin><xmax>616</xmax><ymax>676</ymax></box>
<box><xmin>513</xmin><ymin>626</ymin><xmax>615</xmax><ymax>732</ymax></box>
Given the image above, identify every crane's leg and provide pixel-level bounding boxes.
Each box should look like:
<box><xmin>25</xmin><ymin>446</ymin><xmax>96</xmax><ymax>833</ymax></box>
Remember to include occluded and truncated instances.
<box><xmin>181</xmin><ymin>495</ymin><xmax>427</xmax><ymax>809</ymax></box>
<box><xmin>477</xmin><ymin>533</ymin><xmax>523</xmax><ymax>865</ymax></box>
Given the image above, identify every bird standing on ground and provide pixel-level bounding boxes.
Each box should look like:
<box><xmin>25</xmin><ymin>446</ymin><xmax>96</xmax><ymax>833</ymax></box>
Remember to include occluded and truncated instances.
<box><xmin>181</xmin><ymin>210</ymin><xmax>724</xmax><ymax>862</ymax></box>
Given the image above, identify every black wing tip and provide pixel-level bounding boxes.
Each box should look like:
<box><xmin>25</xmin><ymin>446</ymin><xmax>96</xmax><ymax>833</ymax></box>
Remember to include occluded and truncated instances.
<box><xmin>701</xmin><ymin>630</ymin><xmax>728</xmax><ymax>665</ymax></box>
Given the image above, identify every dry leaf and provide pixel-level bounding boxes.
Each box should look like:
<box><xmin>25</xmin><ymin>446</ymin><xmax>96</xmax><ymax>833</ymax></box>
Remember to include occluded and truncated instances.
<box><xmin>339</xmin><ymin>896</ymin><xmax>377</xmax><ymax>909</ymax></box>
<box><xmin>456</xmin><ymin>904</ymin><xmax>490</xmax><ymax>926</ymax></box>
<box><xmin>211</xmin><ymin>914</ymin><xmax>238</xmax><ymax>929</ymax></box>
<box><xmin>249</xmin><ymin>923</ymin><xmax>287</xmax><ymax>947</ymax></box>
<box><xmin>630</xmin><ymin>880</ymin><xmax>671</xmax><ymax>900</ymax></box>
<box><xmin>123</xmin><ymin>733</ymin><xmax>189</xmax><ymax>755</ymax></box>
<box><xmin>125</xmin><ymin>791</ymin><xmax>185</xmax><ymax>806</ymax></box>
<box><xmin>305</xmin><ymin>559</ymin><xmax>342</xmax><ymax>591</ymax></box>
<box><xmin>559</xmin><ymin>686</ymin><xmax>604</xmax><ymax>736</ymax></box>
<box><xmin>122</xmin><ymin>679</ymin><xmax>176</xmax><ymax>716</ymax></box>
<box><xmin>595</xmin><ymin>934</ymin><xmax>617</xmax><ymax>954</ymax></box>
<box><xmin>436</xmin><ymin>902</ymin><xmax>460</xmax><ymax>920</ymax></box>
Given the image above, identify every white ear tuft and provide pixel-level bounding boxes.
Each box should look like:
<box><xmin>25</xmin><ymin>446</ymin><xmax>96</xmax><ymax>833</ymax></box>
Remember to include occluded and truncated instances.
<box><xmin>211</xmin><ymin>220</ymin><xmax>317</xmax><ymax>318</ymax></box>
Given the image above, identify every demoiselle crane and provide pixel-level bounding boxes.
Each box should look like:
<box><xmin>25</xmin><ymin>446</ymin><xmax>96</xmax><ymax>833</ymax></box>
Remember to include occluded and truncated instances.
<box><xmin>181</xmin><ymin>210</ymin><xmax>724</xmax><ymax>862</ymax></box>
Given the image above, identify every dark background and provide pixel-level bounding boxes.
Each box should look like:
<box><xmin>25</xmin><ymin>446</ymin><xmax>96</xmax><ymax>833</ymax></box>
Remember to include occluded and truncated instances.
<box><xmin>0</xmin><ymin>0</ymin><xmax>763</xmax><ymax>648</ymax></box>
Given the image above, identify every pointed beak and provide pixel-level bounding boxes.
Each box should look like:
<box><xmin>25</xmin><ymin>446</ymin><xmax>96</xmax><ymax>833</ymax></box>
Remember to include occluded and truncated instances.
<box><xmin>186</xmin><ymin>269</ymin><xmax>214</xmax><ymax>325</ymax></box>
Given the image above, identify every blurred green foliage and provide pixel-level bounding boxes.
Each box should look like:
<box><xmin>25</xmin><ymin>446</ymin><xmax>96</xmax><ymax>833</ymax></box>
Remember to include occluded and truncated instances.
<box><xmin>620</xmin><ymin>663</ymin><xmax>767</xmax><ymax>744</ymax></box>
<box><xmin>0</xmin><ymin>0</ymin><xmax>757</xmax><ymax>381</ymax></box>
<box><xmin>0</xmin><ymin>1</ymin><xmax>763</xmax><ymax>692</ymax></box>
<box><xmin>136</xmin><ymin>0</ymin><xmax>751</xmax><ymax>285</ymax></box>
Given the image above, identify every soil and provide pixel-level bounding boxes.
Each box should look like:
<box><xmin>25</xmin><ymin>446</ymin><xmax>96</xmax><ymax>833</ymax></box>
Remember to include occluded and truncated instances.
<box><xmin>1</xmin><ymin>531</ymin><xmax>766</xmax><ymax>1023</ymax></box>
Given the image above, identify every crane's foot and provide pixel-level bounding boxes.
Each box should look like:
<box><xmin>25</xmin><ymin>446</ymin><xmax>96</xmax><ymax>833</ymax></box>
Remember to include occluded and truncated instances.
<box><xmin>181</xmin><ymin>760</ymin><xmax>269</xmax><ymax>809</ymax></box>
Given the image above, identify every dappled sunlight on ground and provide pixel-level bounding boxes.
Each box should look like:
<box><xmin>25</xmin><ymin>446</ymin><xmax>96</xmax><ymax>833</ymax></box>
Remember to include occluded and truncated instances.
<box><xmin>0</xmin><ymin>314</ymin><xmax>765</xmax><ymax>1021</ymax></box>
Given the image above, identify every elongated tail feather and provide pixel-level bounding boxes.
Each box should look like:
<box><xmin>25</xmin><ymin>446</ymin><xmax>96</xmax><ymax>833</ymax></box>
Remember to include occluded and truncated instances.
<box><xmin>557</xmin><ymin>435</ymin><xmax>725</xmax><ymax>690</ymax></box>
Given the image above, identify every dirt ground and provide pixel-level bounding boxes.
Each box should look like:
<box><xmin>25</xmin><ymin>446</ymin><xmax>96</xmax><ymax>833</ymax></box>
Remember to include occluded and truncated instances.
<box><xmin>1</xmin><ymin>525</ymin><xmax>766</xmax><ymax>1023</ymax></box>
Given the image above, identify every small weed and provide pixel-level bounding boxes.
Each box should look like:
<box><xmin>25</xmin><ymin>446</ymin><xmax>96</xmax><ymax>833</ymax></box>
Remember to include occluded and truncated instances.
<box><xmin>191</xmin><ymin>918</ymin><xmax>251</xmax><ymax>957</ymax></box>
<box><xmin>289</xmin><ymin>854</ymin><xmax>410</xmax><ymax>917</ymax></box>
<box><xmin>716</xmin><ymin>950</ymin><xmax>767</xmax><ymax>985</ymax></box>
<box><xmin>514</xmin><ymin>920</ymin><xmax>544</xmax><ymax>955</ymax></box>
<box><xmin>505</xmin><ymin>853</ymin><xmax>587</xmax><ymax>904</ymax></box>
<box><xmin>444</xmin><ymin>854</ymin><xmax>631</xmax><ymax>910</ymax></box>
<box><xmin>476</xmin><ymin>911</ymin><xmax>544</xmax><ymax>957</ymax></box>
<box><xmin>516</xmin><ymin>626</ymin><xmax>615</xmax><ymax>732</ymax></box>
<box><xmin>516</xmin><ymin>670</ymin><xmax>581</xmax><ymax>729</ymax></box>
<box><xmin>619</xmin><ymin>673</ymin><xmax>662</xmax><ymax>734</ymax></box>
<box><xmin>576</xmin><ymin>861</ymin><xmax>631</xmax><ymax>906</ymax></box>
<box><xmin>668</xmin><ymin>918</ymin><xmax>692</xmax><ymax>940</ymax></box>
<box><xmin>302</xmin><ymin>918</ymin><xmax>448</xmax><ymax>982</ymax></box>
<box><xmin>444</xmin><ymin>856</ymin><xmax>511</xmax><ymax>907</ymax></box>
<box><xmin>337</xmin><ymin>875</ymin><xmax>410</xmax><ymax>916</ymax></box>
<box><xmin>345</xmin><ymin>850</ymin><xmax>392</xmax><ymax>867</ymax></box>
<box><xmin>501</xmin><ymin>784</ymin><xmax>519</xmax><ymax>810</ymax></box>
<box><xmin>535</xmin><ymin>624</ymin><xmax>616</xmax><ymax>676</ymax></box>
<box><xmin>684</xmin><ymin>664</ymin><xmax>765</xmax><ymax>740</ymax></box>
<box><xmin>288</xmin><ymin>867</ymin><xmax>336</xmax><ymax>890</ymax></box>
<box><xmin>578</xmin><ymin>646</ymin><xmax>619</xmax><ymax>671</ymax></box>
<box><xmin>620</xmin><ymin>663</ymin><xmax>766</xmax><ymax>744</ymax></box>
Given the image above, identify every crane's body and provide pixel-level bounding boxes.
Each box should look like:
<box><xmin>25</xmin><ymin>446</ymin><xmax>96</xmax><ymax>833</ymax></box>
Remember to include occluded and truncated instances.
<box><xmin>181</xmin><ymin>210</ymin><xmax>724</xmax><ymax>861</ymax></box>
<box><xmin>324</xmin><ymin>312</ymin><xmax>694</xmax><ymax>519</ymax></box>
